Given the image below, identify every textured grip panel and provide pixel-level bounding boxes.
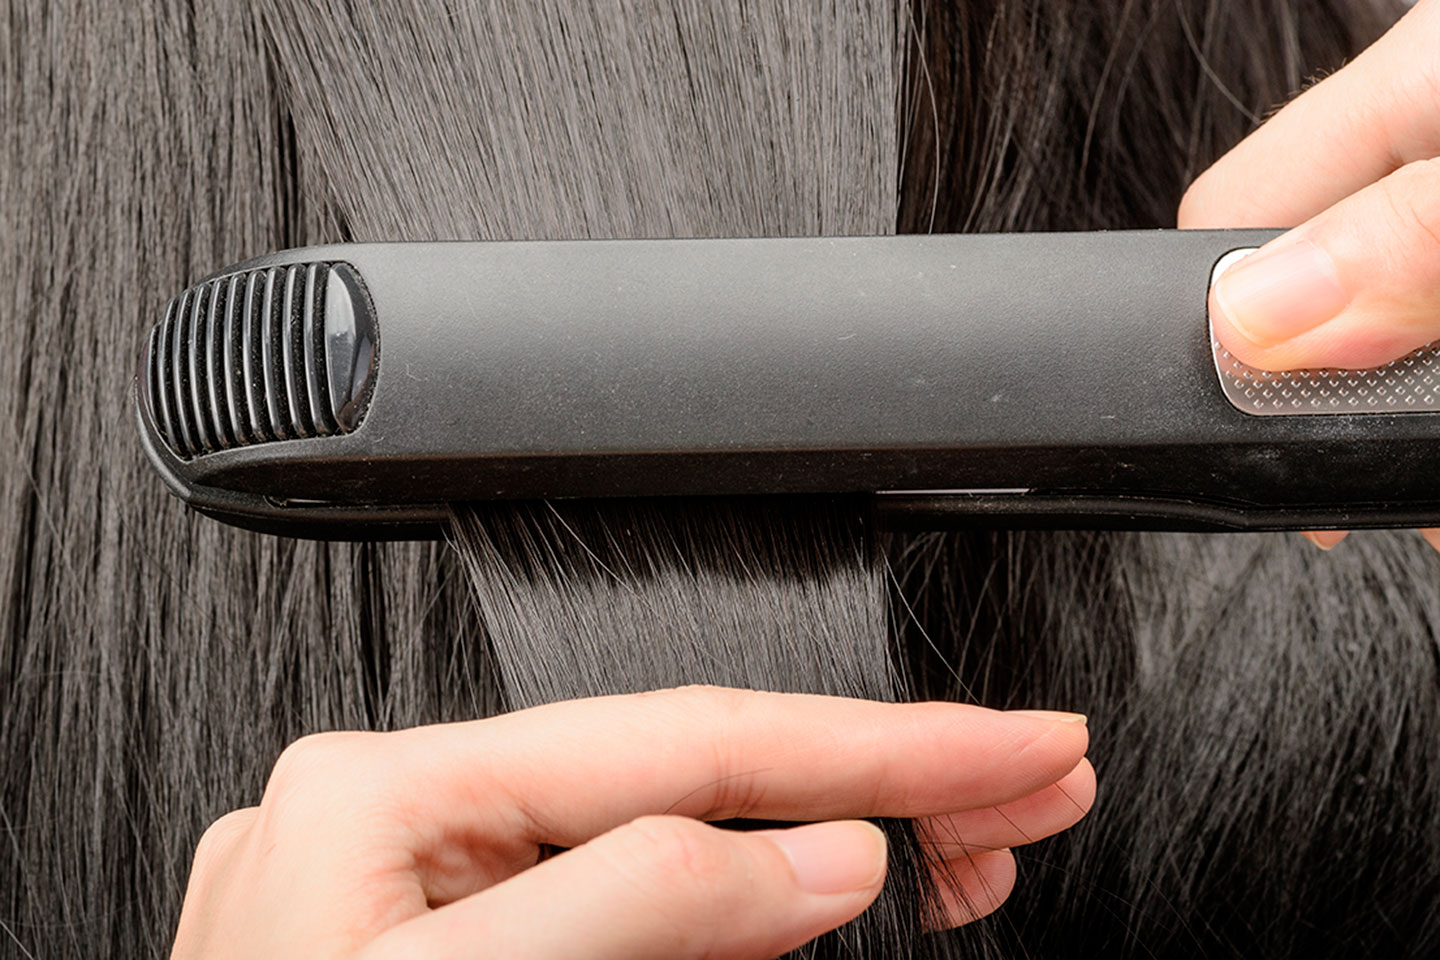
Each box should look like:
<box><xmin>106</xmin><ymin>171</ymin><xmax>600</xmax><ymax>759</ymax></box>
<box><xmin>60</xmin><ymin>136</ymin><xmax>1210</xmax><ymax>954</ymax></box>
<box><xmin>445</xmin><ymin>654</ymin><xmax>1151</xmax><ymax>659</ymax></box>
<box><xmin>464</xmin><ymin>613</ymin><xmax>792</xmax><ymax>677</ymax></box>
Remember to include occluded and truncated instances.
<box><xmin>144</xmin><ymin>261</ymin><xmax>374</xmax><ymax>459</ymax></box>
<box><xmin>1210</xmin><ymin>248</ymin><xmax>1440</xmax><ymax>416</ymax></box>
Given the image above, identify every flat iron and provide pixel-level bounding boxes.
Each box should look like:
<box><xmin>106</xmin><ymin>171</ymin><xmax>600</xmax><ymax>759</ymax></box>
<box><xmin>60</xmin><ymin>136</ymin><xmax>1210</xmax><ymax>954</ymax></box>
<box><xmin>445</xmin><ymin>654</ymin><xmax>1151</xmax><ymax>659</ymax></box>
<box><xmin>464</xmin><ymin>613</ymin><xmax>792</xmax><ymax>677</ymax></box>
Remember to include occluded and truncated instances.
<box><xmin>135</xmin><ymin>230</ymin><xmax>1440</xmax><ymax>539</ymax></box>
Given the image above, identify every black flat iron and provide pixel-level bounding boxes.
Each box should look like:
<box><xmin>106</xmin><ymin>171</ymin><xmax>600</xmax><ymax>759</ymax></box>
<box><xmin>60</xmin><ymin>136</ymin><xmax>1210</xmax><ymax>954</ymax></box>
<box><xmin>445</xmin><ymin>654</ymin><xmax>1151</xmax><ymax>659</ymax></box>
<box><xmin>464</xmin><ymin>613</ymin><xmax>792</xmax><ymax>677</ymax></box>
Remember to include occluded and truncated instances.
<box><xmin>135</xmin><ymin>230</ymin><xmax>1440</xmax><ymax>539</ymax></box>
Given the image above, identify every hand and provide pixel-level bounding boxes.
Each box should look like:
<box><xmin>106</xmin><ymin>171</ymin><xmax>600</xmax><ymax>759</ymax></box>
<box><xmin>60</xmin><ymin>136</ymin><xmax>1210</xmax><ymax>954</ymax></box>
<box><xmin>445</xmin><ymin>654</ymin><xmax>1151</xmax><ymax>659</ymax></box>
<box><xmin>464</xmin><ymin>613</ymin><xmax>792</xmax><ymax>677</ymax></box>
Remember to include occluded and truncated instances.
<box><xmin>171</xmin><ymin>686</ymin><xmax>1093</xmax><ymax>960</ymax></box>
<box><xmin>1179</xmin><ymin>0</ymin><xmax>1440</xmax><ymax>551</ymax></box>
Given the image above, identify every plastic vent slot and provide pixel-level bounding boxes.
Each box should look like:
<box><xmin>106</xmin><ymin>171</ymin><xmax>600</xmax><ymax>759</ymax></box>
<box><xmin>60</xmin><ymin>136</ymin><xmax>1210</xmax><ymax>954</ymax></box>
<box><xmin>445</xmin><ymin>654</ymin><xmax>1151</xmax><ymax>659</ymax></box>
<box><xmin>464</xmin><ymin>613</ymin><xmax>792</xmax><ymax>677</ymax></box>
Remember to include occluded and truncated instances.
<box><xmin>145</xmin><ymin>262</ymin><xmax>364</xmax><ymax>459</ymax></box>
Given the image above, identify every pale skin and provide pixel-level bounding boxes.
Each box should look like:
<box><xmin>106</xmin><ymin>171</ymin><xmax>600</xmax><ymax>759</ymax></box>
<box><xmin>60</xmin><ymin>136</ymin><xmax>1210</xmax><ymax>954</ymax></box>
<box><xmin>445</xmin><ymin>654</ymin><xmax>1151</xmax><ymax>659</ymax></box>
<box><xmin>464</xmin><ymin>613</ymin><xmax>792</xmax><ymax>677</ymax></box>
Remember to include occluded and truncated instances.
<box><xmin>175</xmin><ymin>5</ymin><xmax>1440</xmax><ymax>957</ymax></box>
<box><xmin>1181</xmin><ymin>0</ymin><xmax>1440</xmax><ymax>550</ymax></box>
<box><xmin>171</xmin><ymin>687</ymin><xmax>1094</xmax><ymax>959</ymax></box>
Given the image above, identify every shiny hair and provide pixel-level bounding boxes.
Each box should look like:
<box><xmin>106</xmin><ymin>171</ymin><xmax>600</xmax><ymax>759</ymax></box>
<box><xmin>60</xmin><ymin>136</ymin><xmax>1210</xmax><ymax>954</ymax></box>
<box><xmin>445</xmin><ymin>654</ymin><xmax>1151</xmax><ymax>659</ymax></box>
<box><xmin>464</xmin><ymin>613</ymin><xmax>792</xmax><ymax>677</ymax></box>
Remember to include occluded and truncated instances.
<box><xmin>4</xmin><ymin>2</ymin><xmax>1429</xmax><ymax>957</ymax></box>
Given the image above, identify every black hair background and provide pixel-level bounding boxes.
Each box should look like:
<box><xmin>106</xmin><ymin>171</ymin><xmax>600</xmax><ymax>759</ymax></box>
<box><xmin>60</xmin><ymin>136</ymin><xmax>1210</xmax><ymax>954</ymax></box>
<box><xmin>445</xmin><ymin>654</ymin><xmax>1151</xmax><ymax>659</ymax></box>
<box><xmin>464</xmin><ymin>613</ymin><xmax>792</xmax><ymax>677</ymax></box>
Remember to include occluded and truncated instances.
<box><xmin>3</xmin><ymin>2</ymin><xmax>1435</xmax><ymax>958</ymax></box>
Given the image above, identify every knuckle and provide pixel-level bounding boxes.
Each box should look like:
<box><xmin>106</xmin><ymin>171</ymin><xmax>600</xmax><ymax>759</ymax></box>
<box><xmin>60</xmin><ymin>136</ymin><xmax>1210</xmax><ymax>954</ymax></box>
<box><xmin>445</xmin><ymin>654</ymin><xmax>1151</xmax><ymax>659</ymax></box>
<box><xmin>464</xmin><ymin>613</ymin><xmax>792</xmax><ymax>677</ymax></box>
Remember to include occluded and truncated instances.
<box><xmin>619</xmin><ymin>687</ymin><xmax>773</xmax><ymax>822</ymax></box>
<box><xmin>606</xmin><ymin>816</ymin><xmax>739</xmax><ymax>902</ymax></box>
<box><xmin>1380</xmin><ymin>159</ymin><xmax>1440</xmax><ymax>256</ymax></box>
<box><xmin>641</xmin><ymin>683</ymin><xmax>747</xmax><ymax>710</ymax></box>
<box><xmin>264</xmin><ymin>734</ymin><xmax>327</xmax><ymax>797</ymax></box>
<box><xmin>640</xmin><ymin>683</ymin><xmax>750</xmax><ymax>741</ymax></box>
<box><xmin>190</xmin><ymin>807</ymin><xmax>257</xmax><ymax>879</ymax></box>
<box><xmin>648</xmin><ymin>687</ymin><xmax>764</xmax><ymax>814</ymax></box>
<box><xmin>595</xmin><ymin>816</ymin><xmax>781</xmax><ymax>954</ymax></box>
<box><xmin>263</xmin><ymin>730</ymin><xmax>391</xmax><ymax>815</ymax></box>
<box><xmin>657</xmin><ymin>684</ymin><xmax>758</xmax><ymax>728</ymax></box>
<box><xmin>1384</xmin><ymin>36</ymin><xmax>1440</xmax><ymax>156</ymax></box>
<box><xmin>269</xmin><ymin>731</ymin><xmax>373</xmax><ymax>784</ymax></box>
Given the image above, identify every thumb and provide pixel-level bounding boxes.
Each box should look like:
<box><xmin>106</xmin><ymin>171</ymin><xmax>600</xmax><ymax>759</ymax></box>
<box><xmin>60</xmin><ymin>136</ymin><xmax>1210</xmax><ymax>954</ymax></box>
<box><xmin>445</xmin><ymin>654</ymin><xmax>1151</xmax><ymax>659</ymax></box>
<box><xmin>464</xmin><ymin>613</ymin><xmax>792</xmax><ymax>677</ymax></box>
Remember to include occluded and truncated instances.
<box><xmin>1208</xmin><ymin>157</ymin><xmax>1440</xmax><ymax>371</ymax></box>
<box><xmin>363</xmin><ymin>815</ymin><xmax>888</xmax><ymax>960</ymax></box>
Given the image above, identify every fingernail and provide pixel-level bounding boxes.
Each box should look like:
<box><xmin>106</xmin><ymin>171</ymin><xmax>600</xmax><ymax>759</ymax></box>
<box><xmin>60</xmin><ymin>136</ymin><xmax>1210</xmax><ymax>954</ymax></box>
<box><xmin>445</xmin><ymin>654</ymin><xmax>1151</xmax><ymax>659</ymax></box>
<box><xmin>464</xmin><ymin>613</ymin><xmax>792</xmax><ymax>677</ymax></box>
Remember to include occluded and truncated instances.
<box><xmin>1009</xmin><ymin>709</ymin><xmax>1088</xmax><ymax>725</ymax></box>
<box><xmin>1212</xmin><ymin>239</ymin><xmax>1349</xmax><ymax>348</ymax></box>
<box><xmin>762</xmin><ymin>821</ymin><xmax>887</xmax><ymax>895</ymax></box>
<box><xmin>1301</xmin><ymin>530</ymin><xmax>1348</xmax><ymax>551</ymax></box>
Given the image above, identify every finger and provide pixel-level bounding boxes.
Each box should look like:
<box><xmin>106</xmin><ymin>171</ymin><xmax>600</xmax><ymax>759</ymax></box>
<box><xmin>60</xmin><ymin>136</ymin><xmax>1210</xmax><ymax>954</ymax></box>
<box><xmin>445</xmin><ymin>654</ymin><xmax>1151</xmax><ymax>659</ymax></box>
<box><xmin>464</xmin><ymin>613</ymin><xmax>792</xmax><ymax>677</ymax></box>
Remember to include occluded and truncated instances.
<box><xmin>1179</xmin><ymin>0</ymin><xmax>1440</xmax><ymax>229</ymax></box>
<box><xmin>1205</xmin><ymin>158</ymin><xmax>1440</xmax><ymax>370</ymax></box>
<box><xmin>171</xmin><ymin>808</ymin><xmax>261</xmax><ymax>957</ymax></box>
<box><xmin>188</xmin><ymin>807</ymin><xmax>260</xmax><ymax>880</ymax></box>
<box><xmin>1421</xmin><ymin>529</ymin><xmax>1440</xmax><ymax>552</ymax></box>
<box><xmin>398</xmin><ymin>688</ymin><xmax>1089</xmax><ymax>849</ymax></box>
<box><xmin>918</xmin><ymin>758</ymin><xmax>1095</xmax><ymax>857</ymax></box>
<box><xmin>1301</xmin><ymin>530</ymin><xmax>1349</xmax><ymax>551</ymax></box>
<box><xmin>927</xmin><ymin>849</ymin><xmax>1017</xmax><ymax>930</ymax></box>
<box><xmin>363</xmin><ymin>816</ymin><xmax>888</xmax><ymax>960</ymax></box>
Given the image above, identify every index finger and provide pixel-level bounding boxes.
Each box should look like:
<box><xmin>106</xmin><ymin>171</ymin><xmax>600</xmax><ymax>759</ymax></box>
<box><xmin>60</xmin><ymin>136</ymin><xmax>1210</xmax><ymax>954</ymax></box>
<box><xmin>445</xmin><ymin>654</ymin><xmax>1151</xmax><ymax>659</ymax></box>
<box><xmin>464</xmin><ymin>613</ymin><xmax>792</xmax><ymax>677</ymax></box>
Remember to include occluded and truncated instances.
<box><xmin>395</xmin><ymin>686</ymin><xmax>1089</xmax><ymax>848</ymax></box>
<box><xmin>1179</xmin><ymin>0</ymin><xmax>1440</xmax><ymax>228</ymax></box>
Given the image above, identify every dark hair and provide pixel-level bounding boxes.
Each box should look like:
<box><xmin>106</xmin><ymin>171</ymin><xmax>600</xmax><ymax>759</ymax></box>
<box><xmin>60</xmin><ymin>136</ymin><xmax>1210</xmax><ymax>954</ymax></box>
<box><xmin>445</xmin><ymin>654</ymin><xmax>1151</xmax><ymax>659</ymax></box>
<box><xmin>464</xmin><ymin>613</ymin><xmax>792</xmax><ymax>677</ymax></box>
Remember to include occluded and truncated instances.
<box><xmin>3</xmin><ymin>2</ymin><xmax>1431</xmax><ymax>958</ymax></box>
